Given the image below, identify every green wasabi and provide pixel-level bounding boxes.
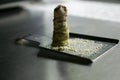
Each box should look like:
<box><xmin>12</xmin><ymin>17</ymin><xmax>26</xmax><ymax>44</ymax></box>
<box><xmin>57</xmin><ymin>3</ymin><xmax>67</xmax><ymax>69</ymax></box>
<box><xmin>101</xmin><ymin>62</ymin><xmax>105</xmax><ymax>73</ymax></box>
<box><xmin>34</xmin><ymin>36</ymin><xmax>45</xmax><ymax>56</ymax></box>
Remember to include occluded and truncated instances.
<box><xmin>52</xmin><ymin>5</ymin><xmax>69</xmax><ymax>47</ymax></box>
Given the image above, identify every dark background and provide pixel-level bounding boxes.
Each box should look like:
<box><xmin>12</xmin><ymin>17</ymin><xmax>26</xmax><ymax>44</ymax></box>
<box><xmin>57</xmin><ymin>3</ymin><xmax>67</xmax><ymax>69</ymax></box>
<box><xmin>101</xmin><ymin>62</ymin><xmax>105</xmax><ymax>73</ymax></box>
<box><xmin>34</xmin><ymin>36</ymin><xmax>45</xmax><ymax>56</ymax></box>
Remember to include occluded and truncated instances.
<box><xmin>0</xmin><ymin>0</ymin><xmax>27</xmax><ymax>5</ymax></box>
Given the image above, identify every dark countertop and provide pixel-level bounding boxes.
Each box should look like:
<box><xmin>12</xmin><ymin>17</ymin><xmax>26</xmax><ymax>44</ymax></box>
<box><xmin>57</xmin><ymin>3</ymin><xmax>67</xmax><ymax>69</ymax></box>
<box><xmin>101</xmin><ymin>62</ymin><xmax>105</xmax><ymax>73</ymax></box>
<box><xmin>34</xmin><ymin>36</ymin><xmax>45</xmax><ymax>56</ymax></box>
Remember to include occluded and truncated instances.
<box><xmin>0</xmin><ymin>6</ymin><xmax>120</xmax><ymax>80</ymax></box>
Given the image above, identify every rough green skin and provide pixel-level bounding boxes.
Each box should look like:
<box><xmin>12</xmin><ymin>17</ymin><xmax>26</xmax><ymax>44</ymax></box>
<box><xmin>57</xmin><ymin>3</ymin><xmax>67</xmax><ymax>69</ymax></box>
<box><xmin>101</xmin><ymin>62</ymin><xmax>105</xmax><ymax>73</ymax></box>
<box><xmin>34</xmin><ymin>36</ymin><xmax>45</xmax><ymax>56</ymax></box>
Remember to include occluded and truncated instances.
<box><xmin>52</xmin><ymin>5</ymin><xmax>69</xmax><ymax>47</ymax></box>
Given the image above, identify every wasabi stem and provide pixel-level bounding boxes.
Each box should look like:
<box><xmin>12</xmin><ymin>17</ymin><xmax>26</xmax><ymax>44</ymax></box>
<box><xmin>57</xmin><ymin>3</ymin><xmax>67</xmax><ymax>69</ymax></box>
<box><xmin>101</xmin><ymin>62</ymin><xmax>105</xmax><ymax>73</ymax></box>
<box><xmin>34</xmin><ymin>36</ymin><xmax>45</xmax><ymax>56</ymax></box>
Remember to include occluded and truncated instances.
<box><xmin>52</xmin><ymin>5</ymin><xmax>69</xmax><ymax>47</ymax></box>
